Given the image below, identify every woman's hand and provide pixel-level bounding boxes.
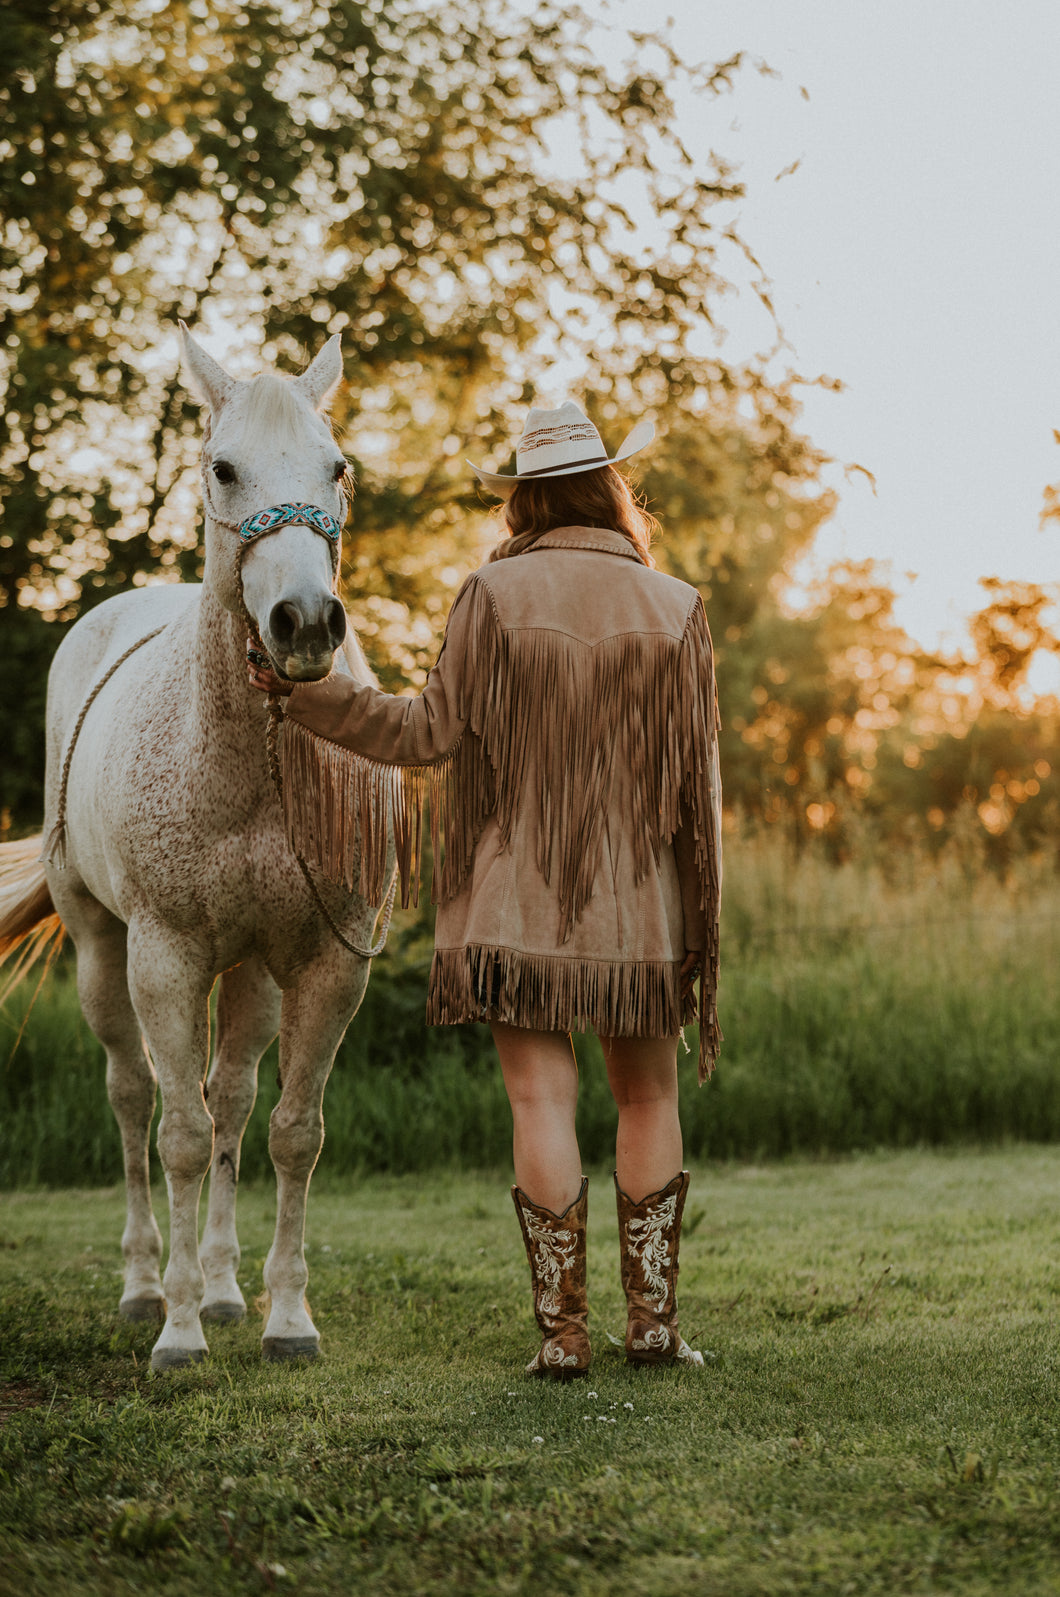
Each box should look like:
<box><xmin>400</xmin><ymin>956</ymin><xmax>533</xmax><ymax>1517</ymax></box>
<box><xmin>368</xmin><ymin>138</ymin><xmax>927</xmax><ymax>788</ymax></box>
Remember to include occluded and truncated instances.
<box><xmin>247</xmin><ymin>661</ymin><xmax>294</xmax><ymax>697</ymax></box>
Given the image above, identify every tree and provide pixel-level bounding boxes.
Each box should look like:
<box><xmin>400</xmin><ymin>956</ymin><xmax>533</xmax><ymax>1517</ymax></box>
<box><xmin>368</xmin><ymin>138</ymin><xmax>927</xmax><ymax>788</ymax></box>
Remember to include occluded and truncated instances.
<box><xmin>2</xmin><ymin>0</ymin><xmax>797</xmax><ymax>821</ymax></box>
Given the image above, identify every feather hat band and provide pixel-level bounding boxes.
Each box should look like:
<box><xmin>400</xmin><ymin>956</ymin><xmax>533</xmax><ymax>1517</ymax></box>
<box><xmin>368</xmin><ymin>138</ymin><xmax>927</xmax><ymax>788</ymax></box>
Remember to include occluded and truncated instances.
<box><xmin>468</xmin><ymin>401</ymin><xmax>654</xmax><ymax>500</ymax></box>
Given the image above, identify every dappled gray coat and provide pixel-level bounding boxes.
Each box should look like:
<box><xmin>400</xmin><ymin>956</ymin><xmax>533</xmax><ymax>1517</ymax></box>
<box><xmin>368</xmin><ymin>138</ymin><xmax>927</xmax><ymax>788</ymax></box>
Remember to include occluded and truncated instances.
<box><xmin>281</xmin><ymin>525</ymin><xmax>723</xmax><ymax>1078</ymax></box>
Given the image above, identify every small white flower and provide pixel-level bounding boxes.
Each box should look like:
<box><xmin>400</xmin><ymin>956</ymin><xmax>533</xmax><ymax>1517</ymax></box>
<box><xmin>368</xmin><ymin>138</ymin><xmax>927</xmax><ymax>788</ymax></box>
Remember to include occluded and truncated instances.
<box><xmin>220</xmin><ymin>1476</ymin><xmax>237</xmax><ymax>1494</ymax></box>
<box><xmin>587</xmin><ymin>1391</ymin><xmax>598</xmax><ymax>1398</ymax></box>
<box><xmin>623</xmin><ymin>1402</ymin><xmax>634</xmax><ymax>1410</ymax></box>
<box><xmin>321</xmin><ymin>1244</ymin><xmax>331</xmax><ymax>1253</ymax></box>
<box><xmin>532</xmin><ymin>1435</ymin><xmax>544</xmax><ymax>1445</ymax></box>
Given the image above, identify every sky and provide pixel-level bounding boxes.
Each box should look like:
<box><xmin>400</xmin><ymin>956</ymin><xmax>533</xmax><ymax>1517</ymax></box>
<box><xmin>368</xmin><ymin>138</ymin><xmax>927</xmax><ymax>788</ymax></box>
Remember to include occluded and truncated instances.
<box><xmin>590</xmin><ymin>0</ymin><xmax>1060</xmax><ymax>675</ymax></box>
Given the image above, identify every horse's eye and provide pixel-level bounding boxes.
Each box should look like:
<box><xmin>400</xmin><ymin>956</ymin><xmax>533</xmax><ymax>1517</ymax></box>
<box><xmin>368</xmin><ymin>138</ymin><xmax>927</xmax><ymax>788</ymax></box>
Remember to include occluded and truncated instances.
<box><xmin>333</xmin><ymin>460</ymin><xmax>348</xmax><ymax>482</ymax></box>
<box><xmin>212</xmin><ymin>459</ymin><xmax>236</xmax><ymax>485</ymax></box>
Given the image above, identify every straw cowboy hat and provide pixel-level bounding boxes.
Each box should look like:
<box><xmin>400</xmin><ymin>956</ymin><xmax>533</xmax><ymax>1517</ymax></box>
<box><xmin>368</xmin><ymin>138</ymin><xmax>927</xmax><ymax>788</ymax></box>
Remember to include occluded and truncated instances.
<box><xmin>468</xmin><ymin>401</ymin><xmax>655</xmax><ymax>500</ymax></box>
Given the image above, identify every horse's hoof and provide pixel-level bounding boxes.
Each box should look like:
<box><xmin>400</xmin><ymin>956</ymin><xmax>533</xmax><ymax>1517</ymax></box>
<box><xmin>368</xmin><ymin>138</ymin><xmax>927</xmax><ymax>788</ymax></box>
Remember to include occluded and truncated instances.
<box><xmin>120</xmin><ymin>1296</ymin><xmax>165</xmax><ymax>1323</ymax></box>
<box><xmin>201</xmin><ymin>1301</ymin><xmax>246</xmax><ymax>1324</ymax></box>
<box><xmin>262</xmin><ymin>1336</ymin><xmax>320</xmax><ymax>1362</ymax></box>
<box><xmin>150</xmin><ymin>1345</ymin><xmax>208</xmax><ymax>1372</ymax></box>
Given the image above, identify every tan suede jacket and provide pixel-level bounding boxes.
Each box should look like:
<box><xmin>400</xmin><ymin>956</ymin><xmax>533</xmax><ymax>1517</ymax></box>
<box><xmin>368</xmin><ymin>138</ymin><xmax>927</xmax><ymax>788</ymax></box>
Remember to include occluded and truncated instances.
<box><xmin>282</xmin><ymin>526</ymin><xmax>722</xmax><ymax>1077</ymax></box>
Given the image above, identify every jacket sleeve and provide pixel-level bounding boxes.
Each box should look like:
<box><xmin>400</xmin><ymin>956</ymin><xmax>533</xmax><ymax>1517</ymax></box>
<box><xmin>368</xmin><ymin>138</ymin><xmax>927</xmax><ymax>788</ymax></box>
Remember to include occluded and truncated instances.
<box><xmin>284</xmin><ymin>573</ymin><xmax>479</xmax><ymax>766</ymax></box>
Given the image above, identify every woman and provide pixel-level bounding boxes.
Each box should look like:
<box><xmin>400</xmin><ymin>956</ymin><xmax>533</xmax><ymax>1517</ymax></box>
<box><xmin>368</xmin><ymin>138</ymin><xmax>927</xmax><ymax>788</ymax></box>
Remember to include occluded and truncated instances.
<box><xmin>250</xmin><ymin>402</ymin><xmax>722</xmax><ymax>1377</ymax></box>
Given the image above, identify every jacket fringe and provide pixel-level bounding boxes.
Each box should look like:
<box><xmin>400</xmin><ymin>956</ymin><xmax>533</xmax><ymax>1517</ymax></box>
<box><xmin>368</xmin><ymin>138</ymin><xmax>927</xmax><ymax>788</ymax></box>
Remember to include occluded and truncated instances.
<box><xmin>281</xmin><ymin>575</ymin><xmax>722</xmax><ymax>1078</ymax></box>
<box><xmin>427</xmin><ymin>944</ymin><xmax>688</xmax><ymax>1039</ymax></box>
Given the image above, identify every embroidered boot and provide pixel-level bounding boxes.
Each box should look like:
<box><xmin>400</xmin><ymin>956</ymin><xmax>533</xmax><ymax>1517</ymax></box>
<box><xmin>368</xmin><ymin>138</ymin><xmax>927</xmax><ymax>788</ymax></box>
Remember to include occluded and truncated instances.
<box><xmin>511</xmin><ymin>1177</ymin><xmax>590</xmax><ymax>1379</ymax></box>
<box><xmin>615</xmin><ymin>1170</ymin><xmax>704</xmax><ymax>1367</ymax></box>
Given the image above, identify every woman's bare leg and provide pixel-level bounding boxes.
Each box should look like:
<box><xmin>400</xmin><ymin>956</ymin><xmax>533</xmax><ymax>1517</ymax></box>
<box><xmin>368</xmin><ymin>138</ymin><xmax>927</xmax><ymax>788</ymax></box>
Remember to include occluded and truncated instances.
<box><xmin>602</xmin><ymin>1034</ymin><xmax>682</xmax><ymax>1200</ymax></box>
<box><xmin>491</xmin><ymin>1023</ymin><xmax>582</xmax><ymax>1213</ymax></box>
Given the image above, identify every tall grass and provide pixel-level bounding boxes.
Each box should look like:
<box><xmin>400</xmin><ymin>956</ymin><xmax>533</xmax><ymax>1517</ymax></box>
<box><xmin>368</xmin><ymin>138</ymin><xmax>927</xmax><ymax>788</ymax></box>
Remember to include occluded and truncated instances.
<box><xmin>1</xmin><ymin>828</ymin><xmax>1057</xmax><ymax>1186</ymax></box>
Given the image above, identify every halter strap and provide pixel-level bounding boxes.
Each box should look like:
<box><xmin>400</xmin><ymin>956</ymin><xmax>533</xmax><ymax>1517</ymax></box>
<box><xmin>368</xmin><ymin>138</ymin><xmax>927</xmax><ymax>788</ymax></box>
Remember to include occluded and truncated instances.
<box><xmin>194</xmin><ymin>428</ymin><xmax>391</xmax><ymax>959</ymax></box>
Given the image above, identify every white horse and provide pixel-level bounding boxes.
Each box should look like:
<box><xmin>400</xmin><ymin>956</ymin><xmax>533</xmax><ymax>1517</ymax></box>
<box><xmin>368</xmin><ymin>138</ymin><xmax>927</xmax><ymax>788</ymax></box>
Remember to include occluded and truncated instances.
<box><xmin>0</xmin><ymin>329</ymin><xmax>391</xmax><ymax>1370</ymax></box>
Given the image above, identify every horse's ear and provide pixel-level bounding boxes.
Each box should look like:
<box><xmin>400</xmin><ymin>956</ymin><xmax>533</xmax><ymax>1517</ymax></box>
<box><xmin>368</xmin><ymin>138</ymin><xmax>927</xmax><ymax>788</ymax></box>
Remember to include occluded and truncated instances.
<box><xmin>179</xmin><ymin>322</ymin><xmax>237</xmax><ymax>412</ymax></box>
<box><xmin>295</xmin><ymin>334</ymin><xmax>343</xmax><ymax>412</ymax></box>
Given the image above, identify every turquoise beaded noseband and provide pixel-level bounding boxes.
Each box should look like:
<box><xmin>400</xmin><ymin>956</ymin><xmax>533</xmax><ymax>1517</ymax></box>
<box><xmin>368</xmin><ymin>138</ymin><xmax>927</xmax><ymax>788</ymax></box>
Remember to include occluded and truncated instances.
<box><xmin>237</xmin><ymin>502</ymin><xmax>342</xmax><ymax>546</ymax></box>
<box><xmin>233</xmin><ymin>504</ymin><xmax>343</xmax><ymax>669</ymax></box>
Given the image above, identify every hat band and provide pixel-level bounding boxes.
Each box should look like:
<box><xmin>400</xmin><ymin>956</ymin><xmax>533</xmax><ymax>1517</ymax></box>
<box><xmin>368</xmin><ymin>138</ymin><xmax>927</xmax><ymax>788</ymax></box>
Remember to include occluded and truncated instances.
<box><xmin>518</xmin><ymin>452</ymin><xmax>609</xmax><ymax>480</ymax></box>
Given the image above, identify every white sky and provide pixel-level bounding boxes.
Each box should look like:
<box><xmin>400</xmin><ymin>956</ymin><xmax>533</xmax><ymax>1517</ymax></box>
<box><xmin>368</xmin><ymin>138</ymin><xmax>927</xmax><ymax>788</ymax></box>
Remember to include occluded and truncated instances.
<box><xmin>591</xmin><ymin>0</ymin><xmax>1060</xmax><ymax>666</ymax></box>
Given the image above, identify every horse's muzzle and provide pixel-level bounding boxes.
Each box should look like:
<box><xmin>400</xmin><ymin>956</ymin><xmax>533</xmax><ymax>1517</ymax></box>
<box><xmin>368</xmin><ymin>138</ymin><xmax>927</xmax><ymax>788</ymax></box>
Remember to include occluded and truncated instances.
<box><xmin>266</xmin><ymin>597</ymin><xmax>346</xmax><ymax>680</ymax></box>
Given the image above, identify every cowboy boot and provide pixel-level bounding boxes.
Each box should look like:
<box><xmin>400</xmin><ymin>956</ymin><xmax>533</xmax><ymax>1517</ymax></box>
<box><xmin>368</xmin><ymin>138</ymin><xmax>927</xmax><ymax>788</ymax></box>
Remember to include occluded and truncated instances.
<box><xmin>511</xmin><ymin>1177</ymin><xmax>590</xmax><ymax>1379</ymax></box>
<box><xmin>615</xmin><ymin>1170</ymin><xmax>704</xmax><ymax>1367</ymax></box>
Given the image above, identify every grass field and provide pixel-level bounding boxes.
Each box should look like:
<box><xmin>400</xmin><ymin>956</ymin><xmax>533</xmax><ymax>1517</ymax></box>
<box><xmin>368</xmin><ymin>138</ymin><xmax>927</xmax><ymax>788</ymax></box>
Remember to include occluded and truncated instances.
<box><xmin>3</xmin><ymin>830</ymin><xmax>1058</xmax><ymax>1184</ymax></box>
<box><xmin>2</xmin><ymin>1149</ymin><xmax>1060</xmax><ymax>1594</ymax></box>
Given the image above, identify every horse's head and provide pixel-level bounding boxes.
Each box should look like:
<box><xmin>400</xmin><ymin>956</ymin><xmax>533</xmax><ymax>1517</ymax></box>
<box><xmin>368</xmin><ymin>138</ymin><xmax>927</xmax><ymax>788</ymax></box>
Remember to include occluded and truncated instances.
<box><xmin>181</xmin><ymin>326</ymin><xmax>350</xmax><ymax>681</ymax></box>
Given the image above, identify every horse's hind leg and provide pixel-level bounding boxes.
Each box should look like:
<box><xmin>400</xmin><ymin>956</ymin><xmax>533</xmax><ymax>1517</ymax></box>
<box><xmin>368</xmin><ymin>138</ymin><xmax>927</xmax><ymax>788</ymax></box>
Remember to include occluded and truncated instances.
<box><xmin>262</xmin><ymin>957</ymin><xmax>369</xmax><ymax>1360</ymax></box>
<box><xmin>200</xmin><ymin>957</ymin><xmax>281</xmax><ymax>1322</ymax></box>
<box><xmin>66</xmin><ymin>895</ymin><xmax>164</xmax><ymax>1320</ymax></box>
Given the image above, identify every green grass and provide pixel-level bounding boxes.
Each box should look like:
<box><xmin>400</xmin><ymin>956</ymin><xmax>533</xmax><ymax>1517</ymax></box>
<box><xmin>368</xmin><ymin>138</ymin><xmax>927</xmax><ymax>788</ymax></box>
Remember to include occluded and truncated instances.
<box><xmin>2</xmin><ymin>1150</ymin><xmax>1060</xmax><ymax>1593</ymax></box>
<box><xmin>3</xmin><ymin>832</ymin><xmax>1059</xmax><ymax>1184</ymax></box>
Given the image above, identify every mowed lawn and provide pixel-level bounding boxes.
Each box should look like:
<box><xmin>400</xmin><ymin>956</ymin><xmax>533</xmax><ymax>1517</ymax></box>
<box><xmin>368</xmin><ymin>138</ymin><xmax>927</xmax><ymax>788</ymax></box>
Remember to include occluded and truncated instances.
<box><xmin>2</xmin><ymin>1148</ymin><xmax>1059</xmax><ymax>1595</ymax></box>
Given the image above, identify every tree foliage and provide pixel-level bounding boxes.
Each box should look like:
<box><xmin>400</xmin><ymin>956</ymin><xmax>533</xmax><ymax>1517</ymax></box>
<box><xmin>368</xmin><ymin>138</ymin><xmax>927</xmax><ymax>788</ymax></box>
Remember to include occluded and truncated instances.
<box><xmin>1</xmin><ymin>0</ymin><xmax>1056</xmax><ymax>861</ymax></box>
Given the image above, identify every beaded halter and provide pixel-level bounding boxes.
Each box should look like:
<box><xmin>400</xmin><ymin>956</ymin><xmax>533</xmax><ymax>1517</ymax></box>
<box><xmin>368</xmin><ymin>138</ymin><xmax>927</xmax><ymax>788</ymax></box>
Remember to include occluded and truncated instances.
<box><xmin>199</xmin><ymin>435</ymin><xmax>396</xmax><ymax>960</ymax></box>
<box><xmin>237</xmin><ymin>501</ymin><xmax>342</xmax><ymax>549</ymax></box>
<box><xmin>198</xmin><ymin>414</ymin><xmax>347</xmax><ymax>666</ymax></box>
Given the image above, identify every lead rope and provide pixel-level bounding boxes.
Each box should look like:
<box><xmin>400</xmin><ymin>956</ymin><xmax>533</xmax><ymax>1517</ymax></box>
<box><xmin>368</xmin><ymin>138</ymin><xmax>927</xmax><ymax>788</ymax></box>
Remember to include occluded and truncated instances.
<box><xmin>202</xmin><ymin>425</ymin><xmax>398</xmax><ymax>961</ymax></box>
<box><xmin>262</xmin><ymin>691</ymin><xmax>398</xmax><ymax>959</ymax></box>
<box><xmin>43</xmin><ymin>627</ymin><xmax>169</xmax><ymax>868</ymax></box>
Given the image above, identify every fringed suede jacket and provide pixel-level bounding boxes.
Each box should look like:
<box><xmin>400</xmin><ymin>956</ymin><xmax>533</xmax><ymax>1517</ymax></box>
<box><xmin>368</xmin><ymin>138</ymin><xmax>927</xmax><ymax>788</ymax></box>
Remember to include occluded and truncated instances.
<box><xmin>281</xmin><ymin>525</ymin><xmax>723</xmax><ymax>1079</ymax></box>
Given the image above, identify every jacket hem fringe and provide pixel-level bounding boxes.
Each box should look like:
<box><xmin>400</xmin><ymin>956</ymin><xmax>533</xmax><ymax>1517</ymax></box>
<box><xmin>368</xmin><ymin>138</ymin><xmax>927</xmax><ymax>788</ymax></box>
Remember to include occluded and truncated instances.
<box><xmin>426</xmin><ymin>943</ymin><xmax>719</xmax><ymax>1080</ymax></box>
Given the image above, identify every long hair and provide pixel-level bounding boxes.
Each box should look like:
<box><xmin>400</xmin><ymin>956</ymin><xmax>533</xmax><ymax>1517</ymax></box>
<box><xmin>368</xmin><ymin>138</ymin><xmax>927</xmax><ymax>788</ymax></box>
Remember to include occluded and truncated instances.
<box><xmin>489</xmin><ymin>464</ymin><xmax>658</xmax><ymax>567</ymax></box>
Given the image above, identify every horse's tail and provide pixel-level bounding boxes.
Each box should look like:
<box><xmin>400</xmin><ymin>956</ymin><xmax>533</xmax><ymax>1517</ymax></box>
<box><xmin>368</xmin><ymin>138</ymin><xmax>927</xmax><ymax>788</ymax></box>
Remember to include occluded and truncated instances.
<box><xmin>0</xmin><ymin>836</ymin><xmax>66</xmax><ymax>1002</ymax></box>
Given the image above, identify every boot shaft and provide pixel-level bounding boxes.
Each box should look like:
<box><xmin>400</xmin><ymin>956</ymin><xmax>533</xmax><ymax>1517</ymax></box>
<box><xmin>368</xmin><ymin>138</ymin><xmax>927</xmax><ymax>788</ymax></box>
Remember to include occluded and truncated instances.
<box><xmin>615</xmin><ymin>1169</ymin><xmax>689</xmax><ymax>1319</ymax></box>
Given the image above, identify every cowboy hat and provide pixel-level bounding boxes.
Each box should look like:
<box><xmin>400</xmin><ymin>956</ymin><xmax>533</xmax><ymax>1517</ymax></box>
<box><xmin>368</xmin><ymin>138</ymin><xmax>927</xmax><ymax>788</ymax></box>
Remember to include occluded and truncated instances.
<box><xmin>468</xmin><ymin>401</ymin><xmax>654</xmax><ymax>500</ymax></box>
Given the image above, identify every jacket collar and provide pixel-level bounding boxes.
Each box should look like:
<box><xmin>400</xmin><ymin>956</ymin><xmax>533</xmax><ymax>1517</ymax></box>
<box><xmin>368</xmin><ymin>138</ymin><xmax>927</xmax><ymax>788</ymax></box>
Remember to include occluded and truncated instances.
<box><xmin>526</xmin><ymin>525</ymin><xmax>644</xmax><ymax>561</ymax></box>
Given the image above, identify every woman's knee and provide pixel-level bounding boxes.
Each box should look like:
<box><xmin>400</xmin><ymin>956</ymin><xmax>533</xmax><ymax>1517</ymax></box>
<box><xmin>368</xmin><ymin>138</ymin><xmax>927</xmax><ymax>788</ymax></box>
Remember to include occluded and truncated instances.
<box><xmin>603</xmin><ymin>1035</ymin><xmax>679</xmax><ymax>1108</ymax></box>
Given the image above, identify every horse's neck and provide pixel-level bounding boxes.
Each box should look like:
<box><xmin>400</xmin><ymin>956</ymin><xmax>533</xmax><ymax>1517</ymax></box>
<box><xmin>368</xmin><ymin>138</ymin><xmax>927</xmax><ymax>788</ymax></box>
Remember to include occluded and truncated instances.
<box><xmin>187</xmin><ymin>586</ymin><xmax>262</xmax><ymax>755</ymax></box>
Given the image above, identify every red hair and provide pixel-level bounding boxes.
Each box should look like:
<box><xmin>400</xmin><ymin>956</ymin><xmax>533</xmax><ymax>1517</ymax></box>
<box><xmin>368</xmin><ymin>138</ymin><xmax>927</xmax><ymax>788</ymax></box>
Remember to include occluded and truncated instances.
<box><xmin>489</xmin><ymin>464</ymin><xmax>657</xmax><ymax>567</ymax></box>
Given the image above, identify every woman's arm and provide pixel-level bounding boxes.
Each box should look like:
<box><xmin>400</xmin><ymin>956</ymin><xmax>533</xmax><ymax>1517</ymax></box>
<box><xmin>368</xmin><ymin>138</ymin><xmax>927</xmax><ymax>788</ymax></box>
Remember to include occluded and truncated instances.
<box><xmin>250</xmin><ymin>574</ymin><xmax>482</xmax><ymax>768</ymax></box>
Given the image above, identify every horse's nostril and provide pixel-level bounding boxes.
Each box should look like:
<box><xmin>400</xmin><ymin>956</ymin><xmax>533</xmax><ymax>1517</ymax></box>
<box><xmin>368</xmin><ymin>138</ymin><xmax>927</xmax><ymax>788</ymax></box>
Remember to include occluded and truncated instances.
<box><xmin>325</xmin><ymin>598</ymin><xmax>347</xmax><ymax>648</ymax></box>
<box><xmin>270</xmin><ymin>601</ymin><xmax>302</xmax><ymax>645</ymax></box>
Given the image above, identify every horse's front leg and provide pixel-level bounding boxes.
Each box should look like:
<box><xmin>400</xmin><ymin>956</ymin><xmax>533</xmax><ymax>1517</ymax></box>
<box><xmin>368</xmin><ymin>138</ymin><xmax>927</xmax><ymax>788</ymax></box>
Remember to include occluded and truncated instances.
<box><xmin>262</xmin><ymin>954</ymin><xmax>370</xmax><ymax>1359</ymax></box>
<box><xmin>126</xmin><ymin>924</ymin><xmax>215</xmax><ymax>1371</ymax></box>
<box><xmin>200</xmin><ymin>957</ymin><xmax>282</xmax><ymax>1321</ymax></box>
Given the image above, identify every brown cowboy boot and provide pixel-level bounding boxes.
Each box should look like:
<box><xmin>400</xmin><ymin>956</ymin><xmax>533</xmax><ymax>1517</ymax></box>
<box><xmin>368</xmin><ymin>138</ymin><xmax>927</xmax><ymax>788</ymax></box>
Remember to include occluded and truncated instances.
<box><xmin>511</xmin><ymin>1177</ymin><xmax>590</xmax><ymax>1379</ymax></box>
<box><xmin>615</xmin><ymin>1170</ymin><xmax>704</xmax><ymax>1367</ymax></box>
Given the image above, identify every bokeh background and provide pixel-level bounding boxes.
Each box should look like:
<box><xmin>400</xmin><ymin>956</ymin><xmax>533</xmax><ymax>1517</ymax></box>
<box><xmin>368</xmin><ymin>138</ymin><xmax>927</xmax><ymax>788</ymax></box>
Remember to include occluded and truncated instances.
<box><xmin>2</xmin><ymin>0</ymin><xmax>1058</xmax><ymax>1179</ymax></box>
